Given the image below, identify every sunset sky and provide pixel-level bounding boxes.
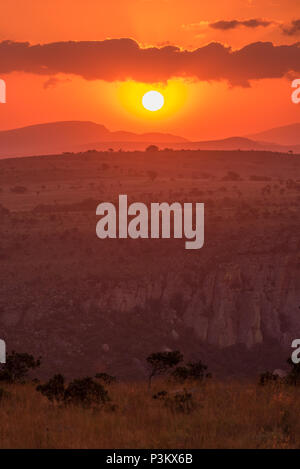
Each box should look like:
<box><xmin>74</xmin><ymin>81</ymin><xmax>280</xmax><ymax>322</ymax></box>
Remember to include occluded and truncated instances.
<box><xmin>0</xmin><ymin>0</ymin><xmax>300</xmax><ymax>140</ymax></box>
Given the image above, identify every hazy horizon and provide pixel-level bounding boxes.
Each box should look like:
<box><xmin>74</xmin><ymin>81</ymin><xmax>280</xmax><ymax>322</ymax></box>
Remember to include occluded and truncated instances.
<box><xmin>1</xmin><ymin>0</ymin><xmax>300</xmax><ymax>140</ymax></box>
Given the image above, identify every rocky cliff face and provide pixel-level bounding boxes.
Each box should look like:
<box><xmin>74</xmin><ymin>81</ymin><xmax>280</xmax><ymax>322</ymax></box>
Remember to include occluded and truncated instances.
<box><xmin>78</xmin><ymin>252</ymin><xmax>300</xmax><ymax>351</ymax></box>
<box><xmin>2</xmin><ymin>242</ymin><xmax>299</xmax><ymax>378</ymax></box>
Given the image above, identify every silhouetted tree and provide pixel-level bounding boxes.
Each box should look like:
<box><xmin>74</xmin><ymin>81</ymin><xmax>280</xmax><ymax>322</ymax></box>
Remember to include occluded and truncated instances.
<box><xmin>286</xmin><ymin>357</ymin><xmax>300</xmax><ymax>386</ymax></box>
<box><xmin>146</xmin><ymin>145</ymin><xmax>159</xmax><ymax>152</ymax></box>
<box><xmin>146</xmin><ymin>350</ymin><xmax>183</xmax><ymax>388</ymax></box>
<box><xmin>0</xmin><ymin>351</ymin><xmax>41</xmax><ymax>383</ymax></box>
<box><xmin>147</xmin><ymin>170</ymin><xmax>158</xmax><ymax>182</ymax></box>
<box><xmin>36</xmin><ymin>374</ymin><xmax>65</xmax><ymax>403</ymax></box>
<box><xmin>63</xmin><ymin>377</ymin><xmax>110</xmax><ymax>408</ymax></box>
<box><xmin>95</xmin><ymin>372</ymin><xmax>117</xmax><ymax>385</ymax></box>
<box><xmin>258</xmin><ymin>371</ymin><xmax>280</xmax><ymax>386</ymax></box>
<box><xmin>37</xmin><ymin>375</ymin><xmax>110</xmax><ymax>408</ymax></box>
<box><xmin>172</xmin><ymin>360</ymin><xmax>210</xmax><ymax>383</ymax></box>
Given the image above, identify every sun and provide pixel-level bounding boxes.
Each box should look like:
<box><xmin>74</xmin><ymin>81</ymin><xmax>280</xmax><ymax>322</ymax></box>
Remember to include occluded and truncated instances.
<box><xmin>142</xmin><ymin>90</ymin><xmax>164</xmax><ymax>111</ymax></box>
<box><xmin>118</xmin><ymin>80</ymin><xmax>189</xmax><ymax>120</ymax></box>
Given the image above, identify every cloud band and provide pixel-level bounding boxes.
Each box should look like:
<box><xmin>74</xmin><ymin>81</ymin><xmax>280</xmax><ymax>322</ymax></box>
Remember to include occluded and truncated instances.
<box><xmin>0</xmin><ymin>38</ymin><xmax>300</xmax><ymax>86</ymax></box>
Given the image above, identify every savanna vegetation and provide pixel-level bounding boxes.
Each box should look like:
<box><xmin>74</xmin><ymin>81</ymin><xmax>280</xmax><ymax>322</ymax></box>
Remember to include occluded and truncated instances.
<box><xmin>0</xmin><ymin>350</ymin><xmax>300</xmax><ymax>449</ymax></box>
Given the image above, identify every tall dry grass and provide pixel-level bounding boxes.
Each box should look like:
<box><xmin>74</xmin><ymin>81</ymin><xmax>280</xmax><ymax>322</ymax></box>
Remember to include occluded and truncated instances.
<box><xmin>0</xmin><ymin>379</ymin><xmax>299</xmax><ymax>449</ymax></box>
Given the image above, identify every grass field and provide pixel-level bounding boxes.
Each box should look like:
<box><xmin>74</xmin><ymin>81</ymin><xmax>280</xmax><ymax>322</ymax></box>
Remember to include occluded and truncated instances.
<box><xmin>0</xmin><ymin>379</ymin><xmax>299</xmax><ymax>449</ymax></box>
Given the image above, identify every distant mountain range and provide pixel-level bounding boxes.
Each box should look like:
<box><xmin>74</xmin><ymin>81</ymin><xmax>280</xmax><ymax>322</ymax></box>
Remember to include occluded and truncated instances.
<box><xmin>249</xmin><ymin>123</ymin><xmax>300</xmax><ymax>146</ymax></box>
<box><xmin>0</xmin><ymin>121</ymin><xmax>188</xmax><ymax>158</ymax></box>
<box><xmin>174</xmin><ymin>136</ymin><xmax>300</xmax><ymax>153</ymax></box>
<box><xmin>0</xmin><ymin>121</ymin><xmax>299</xmax><ymax>158</ymax></box>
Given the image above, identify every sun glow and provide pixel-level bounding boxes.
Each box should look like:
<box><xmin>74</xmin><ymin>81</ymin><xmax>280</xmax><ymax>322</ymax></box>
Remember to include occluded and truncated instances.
<box><xmin>117</xmin><ymin>80</ymin><xmax>189</xmax><ymax>122</ymax></box>
<box><xmin>142</xmin><ymin>90</ymin><xmax>164</xmax><ymax>111</ymax></box>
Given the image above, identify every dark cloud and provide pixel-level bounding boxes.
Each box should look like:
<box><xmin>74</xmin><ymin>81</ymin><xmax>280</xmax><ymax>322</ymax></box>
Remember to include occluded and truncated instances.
<box><xmin>43</xmin><ymin>77</ymin><xmax>59</xmax><ymax>89</ymax></box>
<box><xmin>43</xmin><ymin>76</ymin><xmax>71</xmax><ymax>89</ymax></box>
<box><xmin>0</xmin><ymin>38</ymin><xmax>300</xmax><ymax>87</ymax></box>
<box><xmin>210</xmin><ymin>19</ymin><xmax>272</xmax><ymax>30</ymax></box>
<box><xmin>282</xmin><ymin>19</ymin><xmax>300</xmax><ymax>36</ymax></box>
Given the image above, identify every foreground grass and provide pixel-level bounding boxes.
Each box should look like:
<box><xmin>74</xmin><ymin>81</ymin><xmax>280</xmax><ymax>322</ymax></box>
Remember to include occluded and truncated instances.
<box><xmin>0</xmin><ymin>380</ymin><xmax>299</xmax><ymax>449</ymax></box>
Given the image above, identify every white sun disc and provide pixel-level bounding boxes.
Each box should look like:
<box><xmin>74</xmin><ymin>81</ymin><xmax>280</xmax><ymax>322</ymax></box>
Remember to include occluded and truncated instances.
<box><xmin>142</xmin><ymin>90</ymin><xmax>164</xmax><ymax>111</ymax></box>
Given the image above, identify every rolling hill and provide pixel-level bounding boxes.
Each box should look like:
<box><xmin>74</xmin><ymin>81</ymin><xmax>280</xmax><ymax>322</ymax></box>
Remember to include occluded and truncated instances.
<box><xmin>0</xmin><ymin>121</ymin><xmax>300</xmax><ymax>159</ymax></box>
<box><xmin>0</xmin><ymin>121</ymin><xmax>188</xmax><ymax>158</ymax></box>
<box><xmin>249</xmin><ymin>122</ymin><xmax>300</xmax><ymax>146</ymax></box>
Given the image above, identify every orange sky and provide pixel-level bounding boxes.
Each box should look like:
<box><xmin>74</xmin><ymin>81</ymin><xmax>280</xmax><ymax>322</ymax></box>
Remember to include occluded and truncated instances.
<box><xmin>0</xmin><ymin>0</ymin><xmax>300</xmax><ymax>140</ymax></box>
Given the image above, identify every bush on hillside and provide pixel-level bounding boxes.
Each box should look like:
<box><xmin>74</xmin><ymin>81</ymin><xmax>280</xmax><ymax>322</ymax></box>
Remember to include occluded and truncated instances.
<box><xmin>0</xmin><ymin>351</ymin><xmax>41</xmax><ymax>383</ymax></box>
<box><xmin>146</xmin><ymin>350</ymin><xmax>183</xmax><ymax>388</ymax></box>
<box><xmin>172</xmin><ymin>360</ymin><xmax>211</xmax><ymax>383</ymax></box>
<box><xmin>37</xmin><ymin>375</ymin><xmax>110</xmax><ymax>408</ymax></box>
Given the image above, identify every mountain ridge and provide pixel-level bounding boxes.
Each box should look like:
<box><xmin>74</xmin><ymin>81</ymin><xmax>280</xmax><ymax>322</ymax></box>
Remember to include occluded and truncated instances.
<box><xmin>249</xmin><ymin>122</ymin><xmax>300</xmax><ymax>146</ymax></box>
<box><xmin>0</xmin><ymin>121</ymin><xmax>188</xmax><ymax>158</ymax></box>
<box><xmin>0</xmin><ymin>121</ymin><xmax>300</xmax><ymax>158</ymax></box>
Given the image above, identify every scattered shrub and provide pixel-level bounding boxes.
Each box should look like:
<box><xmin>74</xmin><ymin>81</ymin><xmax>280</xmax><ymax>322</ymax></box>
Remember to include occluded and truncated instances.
<box><xmin>152</xmin><ymin>390</ymin><xmax>168</xmax><ymax>400</ymax></box>
<box><xmin>64</xmin><ymin>377</ymin><xmax>110</xmax><ymax>408</ymax></box>
<box><xmin>286</xmin><ymin>358</ymin><xmax>300</xmax><ymax>386</ymax></box>
<box><xmin>0</xmin><ymin>387</ymin><xmax>11</xmax><ymax>402</ymax></box>
<box><xmin>0</xmin><ymin>204</ymin><xmax>10</xmax><ymax>216</ymax></box>
<box><xmin>147</xmin><ymin>170</ymin><xmax>158</xmax><ymax>182</ymax></box>
<box><xmin>146</xmin><ymin>350</ymin><xmax>183</xmax><ymax>388</ymax></box>
<box><xmin>10</xmin><ymin>186</ymin><xmax>28</xmax><ymax>194</ymax></box>
<box><xmin>172</xmin><ymin>360</ymin><xmax>211</xmax><ymax>383</ymax></box>
<box><xmin>95</xmin><ymin>372</ymin><xmax>117</xmax><ymax>385</ymax></box>
<box><xmin>250</xmin><ymin>175</ymin><xmax>271</xmax><ymax>182</ymax></box>
<box><xmin>222</xmin><ymin>171</ymin><xmax>241</xmax><ymax>181</ymax></box>
<box><xmin>259</xmin><ymin>359</ymin><xmax>300</xmax><ymax>387</ymax></box>
<box><xmin>37</xmin><ymin>375</ymin><xmax>110</xmax><ymax>408</ymax></box>
<box><xmin>146</xmin><ymin>145</ymin><xmax>159</xmax><ymax>152</ymax></box>
<box><xmin>36</xmin><ymin>374</ymin><xmax>65</xmax><ymax>403</ymax></box>
<box><xmin>153</xmin><ymin>389</ymin><xmax>196</xmax><ymax>414</ymax></box>
<box><xmin>259</xmin><ymin>371</ymin><xmax>280</xmax><ymax>386</ymax></box>
<box><xmin>0</xmin><ymin>351</ymin><xmax>41</xmax><ymax>383</ymax></box>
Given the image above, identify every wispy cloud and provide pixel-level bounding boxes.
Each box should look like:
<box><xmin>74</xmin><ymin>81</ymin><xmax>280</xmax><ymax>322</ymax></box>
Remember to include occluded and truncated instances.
<box><xmin>182</xmin><ymin>18</ymin><xmax>273</xmax><ymax>31</ymax></box>
<box><xmin>281</xmin><ymin>19</ymin><xmax>300</xmax><ymax>36</ymax></box>
<box><xmin>210</xmin><ymin>18</ymin><xmax>273</xmax><ymax>30</ymax></box>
